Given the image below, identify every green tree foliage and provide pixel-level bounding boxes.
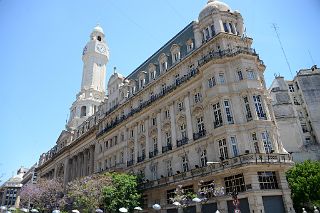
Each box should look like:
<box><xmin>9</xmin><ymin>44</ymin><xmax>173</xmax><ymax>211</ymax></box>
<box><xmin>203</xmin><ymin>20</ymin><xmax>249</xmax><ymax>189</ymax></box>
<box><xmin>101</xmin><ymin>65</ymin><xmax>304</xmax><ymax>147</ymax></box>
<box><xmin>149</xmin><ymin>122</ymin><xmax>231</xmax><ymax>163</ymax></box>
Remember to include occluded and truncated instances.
<box><xmin>102</xmin><ymin>173</ymin><xmax>141</xmax><ymax>212</ymax></box>
<box><xmin>286</xmin><ymin>160</ymin><xmax>320</xmax><ymax>211</ymax></box>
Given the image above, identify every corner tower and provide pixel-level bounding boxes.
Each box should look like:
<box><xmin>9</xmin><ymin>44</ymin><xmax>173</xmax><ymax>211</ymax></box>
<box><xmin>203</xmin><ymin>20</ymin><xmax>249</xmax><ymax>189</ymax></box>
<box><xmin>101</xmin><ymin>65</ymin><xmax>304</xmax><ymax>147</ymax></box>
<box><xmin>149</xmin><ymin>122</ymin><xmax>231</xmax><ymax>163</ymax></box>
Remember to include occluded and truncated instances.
<box><xmin>67</xmin><ymin>25</ymin><xmax>109</xmax><ymax>130</ymax></box>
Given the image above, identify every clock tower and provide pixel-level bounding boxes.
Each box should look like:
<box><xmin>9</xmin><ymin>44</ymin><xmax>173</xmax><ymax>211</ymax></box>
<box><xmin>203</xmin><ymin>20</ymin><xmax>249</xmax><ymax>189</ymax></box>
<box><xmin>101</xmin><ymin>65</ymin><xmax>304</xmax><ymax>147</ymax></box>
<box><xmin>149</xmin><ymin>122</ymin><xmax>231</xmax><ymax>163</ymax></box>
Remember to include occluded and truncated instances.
<box><xmin>67</xmin><ymin>25</ymin><xmax>109</xmax><ymax>130</ymax></box>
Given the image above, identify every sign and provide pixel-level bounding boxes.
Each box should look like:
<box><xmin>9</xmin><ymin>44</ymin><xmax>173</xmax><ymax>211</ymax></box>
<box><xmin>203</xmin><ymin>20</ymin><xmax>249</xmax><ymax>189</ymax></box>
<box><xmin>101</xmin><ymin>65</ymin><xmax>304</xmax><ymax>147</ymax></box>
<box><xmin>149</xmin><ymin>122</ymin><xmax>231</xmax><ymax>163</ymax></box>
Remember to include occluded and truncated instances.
<box><xmin>234</xmin><ymin>209</ymin><xmax>241</xmax><ymax>213</ymax></box>
<box><xmin>233</xmin><ymin>199</ymin><xmax>240</xmax><ymax>206</ymax></box>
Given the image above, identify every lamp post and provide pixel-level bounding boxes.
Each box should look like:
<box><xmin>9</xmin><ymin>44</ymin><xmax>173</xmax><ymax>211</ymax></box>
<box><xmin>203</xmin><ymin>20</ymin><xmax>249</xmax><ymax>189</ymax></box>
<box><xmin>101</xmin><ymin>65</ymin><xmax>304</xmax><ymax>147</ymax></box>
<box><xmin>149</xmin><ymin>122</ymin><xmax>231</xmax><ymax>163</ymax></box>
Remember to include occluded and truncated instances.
<box><xmin>152</xmin><ymin>204</ymin><xmax>161</xmax><ymax>212</ymax></box>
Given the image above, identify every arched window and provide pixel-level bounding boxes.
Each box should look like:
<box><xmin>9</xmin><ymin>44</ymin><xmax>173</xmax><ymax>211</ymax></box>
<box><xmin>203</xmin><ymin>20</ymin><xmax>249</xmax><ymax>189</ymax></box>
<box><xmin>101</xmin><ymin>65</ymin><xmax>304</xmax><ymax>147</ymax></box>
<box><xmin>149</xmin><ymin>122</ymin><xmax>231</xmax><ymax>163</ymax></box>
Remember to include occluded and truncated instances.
<box><xmin>97</xmin><ymin>36</ymin><xmax>101</xmax><ymax>41</ymax></box>
<box><xmin>80</xmin><ymin>106</ymin><xmax>87</xmax><ymax>117</ymax></box>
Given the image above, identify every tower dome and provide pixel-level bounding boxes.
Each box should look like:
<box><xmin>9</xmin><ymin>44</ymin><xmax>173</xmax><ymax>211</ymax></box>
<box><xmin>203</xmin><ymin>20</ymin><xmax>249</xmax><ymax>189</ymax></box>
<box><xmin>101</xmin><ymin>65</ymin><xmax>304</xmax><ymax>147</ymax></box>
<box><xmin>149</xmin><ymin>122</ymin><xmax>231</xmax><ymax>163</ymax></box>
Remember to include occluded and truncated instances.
<box><xmin>93</xmin><ymin>24</ymin><xmax>104</xmax><ymax>34</ymax></box>
<box><xmin>199</xmin><ymin>0</ymin><xmax>231</xmax><ymax>21</ymax></box>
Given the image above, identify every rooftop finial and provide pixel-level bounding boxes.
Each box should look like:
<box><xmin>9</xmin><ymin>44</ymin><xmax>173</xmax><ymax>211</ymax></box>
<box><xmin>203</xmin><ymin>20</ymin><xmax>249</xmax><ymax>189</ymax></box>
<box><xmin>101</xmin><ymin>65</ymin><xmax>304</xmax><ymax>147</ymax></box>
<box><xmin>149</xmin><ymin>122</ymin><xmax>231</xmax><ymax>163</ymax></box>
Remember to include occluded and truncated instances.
<box><xmin>113</xmin><ymin>67</ymin><xmax>117</xmax><ymax>74</ymax></box>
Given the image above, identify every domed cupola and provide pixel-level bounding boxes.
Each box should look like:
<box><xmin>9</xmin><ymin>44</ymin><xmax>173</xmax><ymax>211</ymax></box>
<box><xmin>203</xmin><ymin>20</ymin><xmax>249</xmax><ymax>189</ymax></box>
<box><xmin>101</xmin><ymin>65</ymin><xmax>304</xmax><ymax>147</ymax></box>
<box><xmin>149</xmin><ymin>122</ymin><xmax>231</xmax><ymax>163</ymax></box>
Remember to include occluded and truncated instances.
<box><xmin>199</xmin><ymin>0</ymin><xmax>231</xmax><ymax>21</ymax></box>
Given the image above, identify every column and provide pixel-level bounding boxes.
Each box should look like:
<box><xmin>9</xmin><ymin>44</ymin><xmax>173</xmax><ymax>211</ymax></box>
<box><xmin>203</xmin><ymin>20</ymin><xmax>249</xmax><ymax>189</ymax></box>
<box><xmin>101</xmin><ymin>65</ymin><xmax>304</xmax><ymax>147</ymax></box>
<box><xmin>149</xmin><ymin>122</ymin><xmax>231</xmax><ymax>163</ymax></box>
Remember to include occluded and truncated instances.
<box><xmin>170</xmin><ymin>104</ymin><xmax>177</xmax><ymax>148</ymax></box>
<box><xmin>156</xmin><ymin>111</ymin><xmax>162</xmax><ymax>154</ymax></box>
<box><xmin>89</xmin><ymin>146</ymin><xmax>95</xmax><ymax>174</ymax></box>
<box><xmin>63</xmin><ymin>158</ymin><xmax>70</xmax><ymax>185</ymax></box>
<box><xmin>124</xmin><ymin>127</ymin><xmax>128</xmax><ymax>164</ymax></box>
<box><xmin>193</xmin><ymin>25</ymin><xmax>202</xmax><ymax>48</ymax></box>
<box><xmin>83</xmin><ymin>150</ymin><xmax>88</xmax><ymax>176</ymax></box>
<box><xmin>53</xmin><ymin>164</ymin><xmax>58</xmax><ymax>179</ymax></box>
<box><xmin>232</xmin><ymin>23</ymin><xmax>238</xmax><ymax>35</ymax></box>
<box><xmin>134</xmin><ymin>125</ymin><xmax>138</xmax><ymax>163</ymax></box>
<box><xmin>278</xmin><ymin>172</ymin><xmax>295</xmax><ymax>212</ymax></box>
<box><xmin>145</xmin><ymin>119</ymin><xmax>150</xmax><ymax>159</ymax></box>
<box><xmin>184</xmin><ymin>95</ymin><xmax>193</xmax><ymax>141</ymax></box>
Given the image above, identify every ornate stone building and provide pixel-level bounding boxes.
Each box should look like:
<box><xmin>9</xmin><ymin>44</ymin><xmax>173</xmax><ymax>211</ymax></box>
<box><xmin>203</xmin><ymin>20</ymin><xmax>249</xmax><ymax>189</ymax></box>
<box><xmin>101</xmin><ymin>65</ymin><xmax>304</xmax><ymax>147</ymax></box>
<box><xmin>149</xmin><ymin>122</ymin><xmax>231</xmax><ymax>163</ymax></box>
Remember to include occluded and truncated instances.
<box><xmin>36</xmin><ymin>1</ymin><xmax>295</xmax><ymax>212</ymax></box>
<box><xmin>269</xmin><ymin>65</ymin><xmax>320</xmax><ymax>162</ymax></box>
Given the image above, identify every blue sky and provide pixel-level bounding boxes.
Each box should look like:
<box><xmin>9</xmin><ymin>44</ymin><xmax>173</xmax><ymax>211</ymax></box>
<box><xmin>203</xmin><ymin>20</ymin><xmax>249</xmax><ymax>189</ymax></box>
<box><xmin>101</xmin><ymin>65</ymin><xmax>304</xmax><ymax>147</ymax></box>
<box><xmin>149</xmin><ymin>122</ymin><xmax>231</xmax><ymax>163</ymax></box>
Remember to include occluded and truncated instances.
<box><xmin>0</xmin><ymin>0</ymin><xmax>319</xmax><ymax>182</ymax></box>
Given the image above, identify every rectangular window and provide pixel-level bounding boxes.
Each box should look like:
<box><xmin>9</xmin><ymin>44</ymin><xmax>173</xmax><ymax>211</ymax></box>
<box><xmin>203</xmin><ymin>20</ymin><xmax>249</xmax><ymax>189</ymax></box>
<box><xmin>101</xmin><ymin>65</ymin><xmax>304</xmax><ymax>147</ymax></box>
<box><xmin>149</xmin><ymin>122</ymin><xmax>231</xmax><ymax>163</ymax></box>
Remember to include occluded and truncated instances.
<box><xmin>178</xmin><ymin>101</ymin><xmax>184</xmax><ymax>111</ymax></box>
<box><xmin>150</xmin><ymin>70</ymin><xmax>156</xmax><ymax>80</ymax></box>
<box><xmin>224</xmin><ymin>100</ymin><xmax>234</xmax><ymax>124</ymax></box>
<box><xmin>288</xmin><ymin>84</ymin><xmax>294</xmax><ymax>92</ymax></box>
<box><xmin>182</xmin><ymin>155</ymin><xmax>189</xmax><ymax>172</ymax></box>
<box><xmin>223</xmin><ymin>22</ymin><xmax>229</xmax><ymax>32</ymax></box>
<box><xmin>213</xmin><ymin>102</ymin><xmax>223</xmax><ymax>128</ymax></box>
<box><xmin>247</xmin><ymin>70</ymin><xmax>255</xmax><ymax>80</ymax></box>
<box><xmin>130</xmin><ymin>130</ymin><xmax>134</xmax><ymax>138</ymax></box>
<box><xmin>230</xmin><ymin>136</ymin><xmax>239</xmax><ymax>157</ymax></box>
<box><xmin>208</xmin><ymin>76</ymin><xmax>216</xmax><ymax>88</ymax></box>
<box><xmin>237</xmin><ymin>70</ymin><xmax>243</xmax><ymax>80</ymax></box>
<box><xmin>152</xmin><ymin>117</ymin><xmax>157</xmax><ymax>126</ymax></box>
<box><xmin>261</xmin><ymin>131</ymin><xmax>272</xmax><ymax>153</ymax></box>
<box><xmin>243</xmin><ymin>96</ymin><xmax>252</xmax><ymax>120</ymax></box>
<box><xmin>200</xmin><ymin>149</ymin><xmax>208</xmax><ymax>167</ymax></box>
<box><xmin>219</xmin><ymin>73</ymin><xmax>225</xmax><ymax>84</ymax></box>
<box><xmin>205</xmin><ymin>27</ymin><xmax>210</xmax><ymax>40</ymax></box>
<box><xmin>167</xmin><ymin>189</ymin><xmax>175</xmax><ymax>204</ymax></box>
<box><xmin>180</xmin><ymin>124</ymin><xmax>187</xmax><ymax>138</ymax></box>
<box><xmin>210</xmin><ymin>24</ymin><xmax>216</xmax><ymax>37</ymax></box>
<box><xmin>197</xmin><ymin>116</ymin><xmax>205</xmax><ymax>132</ymax></box>
<box><xmin>224</xmin><ymin>173</ymin><xmax>246</xmax><ymax>194</ymax></box>
<box><xmin>194</xmin><ymin>92</ymin><xmax>202</xmax><ymax>103</ymax></box>
<box><xmin>165</xmin><ymin>132</ymin><xmax>172</xmax><ymax>146</ymax></box>
<box><xmin>258</xmin><ymin>171</ymin><xmax>279</xmax><ymax>189</ymax></box>
<box><xmin>153</xmin><ymin>137</ymin><xmax>158</xmax><ymax>151</ymax></box>
<box><xmin>167</xmin><ymin>160</ymin><xmax>173</xmax><ymax>176</ymax></box>
<box><xmin>218</xmin><ymin>138</ymin><xmax>228</xmax><ymax>160</ymax></box>
<box><xmin>151</xmin><ymin>164</ymin><xmax>158</xmax><ymax>180</ymax></box>
<box><xmin>165</xmin><ymin>109</ymin><xmax>170</xmax><ymax>119</ymax></box>
<box><xmin>252</xmin><ymin>132</ymin><xmax>260</xmax><ymax>153</ymax></box>
<box><xmin>229</xmin><ymin>23</ymin><xmax>235</xmax><ymax>34</ymax></box>
<box><xmin>253</xmin><ymin>95</ymin><xmax>266</xmax><ymax>119</ymax></box>
<box><xmin>120</xmin><ymin>151</ymin><xmax>124</xmax><ymax>163</ymax></box>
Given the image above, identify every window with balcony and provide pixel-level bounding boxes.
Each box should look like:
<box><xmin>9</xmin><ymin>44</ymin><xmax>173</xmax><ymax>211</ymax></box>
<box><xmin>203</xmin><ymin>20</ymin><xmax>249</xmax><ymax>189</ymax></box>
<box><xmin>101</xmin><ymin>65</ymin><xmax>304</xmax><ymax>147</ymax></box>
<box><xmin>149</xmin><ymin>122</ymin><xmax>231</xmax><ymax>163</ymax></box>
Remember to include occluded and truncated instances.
<box><xmin>182</xmin><ymin>155</ymin><xmax>189</xmax><ymax>172</ymax></box>
<box><xmin>197</xmin><ymin>116</ymin><xmax>205</xmax><ymax>132</ymax></box>
<box><xmin>180</xmin><ymin>123</ymin><xmax>187</xmax><ymax>139</ymax></box>
<box><xmin>224</xmin><ymin>174</ymin><xmax>246</xmax><ymax>194</ymax></box>
<box><xmin>208</xmin><ymin>76</ymin><xmax>216</xmax><ymax>88</ymax></box>
<box><xmin>230</xmin><ymin>136</ymin><xmax>239</xmax><ymax>157</ymax></box>
<box><xmin>213</xmin><ymin>102</ymin><xmax>223</xmax><ymax>128</ymax></box>
<box><xmin>200</xmin><ymin>149</ymin><xmax>208</xmax><ymax>167</ymax></box>
<box><xmin>253</xmin><ymin>95</ymin><xmax>266</xmax><ymax>119</ymax></box>
<box><xmin>218</xmin><ymin>138</ymin><xmax>228</xmax><ymax>160</ymax></box>
<box><xmin>261</xmin><ymin>131</ymin><xmax>272</xmax><ymax>153</ymax></box>
<box><xmin>224</xmin><ymin>100</ymin><xmax>234</xmax><ymax>124</ymax></box>
<box><xmin>258</xmin><ymin>171</ymin><xmax>279</xmax><ymax>189</ymax></box>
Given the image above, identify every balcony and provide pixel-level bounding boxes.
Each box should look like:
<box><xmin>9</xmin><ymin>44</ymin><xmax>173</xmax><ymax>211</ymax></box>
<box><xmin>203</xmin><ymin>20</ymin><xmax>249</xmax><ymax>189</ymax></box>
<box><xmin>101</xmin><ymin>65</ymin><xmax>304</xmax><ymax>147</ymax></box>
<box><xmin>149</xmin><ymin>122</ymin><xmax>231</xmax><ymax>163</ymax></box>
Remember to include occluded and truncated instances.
<box><xmin>127</xmin><ymin>160</ymin><xmax>134</xmax><ymax>167</ymax></box>
<box><xmin>149</xmin><ymin>149</ymin><xmax>158</xmax><ymax>158</ymax></box>
<box><xmin>137</xmin><ymin>154</ymin><xmax>146</xmax><ymax>163</ymax></box>
<box><xmin>162</xmin><ymin>144</ymin><xmax>172</xmax><ymax>153</ymax></box>
<box><xmin>177</xmin><ymin>137</ymin><xmax>189</xmax><ymax>147</ymax></box>
<box><xmin>193</xmin><ymin>130</ymin><xmax>206</xmax><ymax>141</ymax></box>
<box><xmin>258</xmin><ymin>113</ymin><xmax>267</xmax><ymax>120</ymax></box>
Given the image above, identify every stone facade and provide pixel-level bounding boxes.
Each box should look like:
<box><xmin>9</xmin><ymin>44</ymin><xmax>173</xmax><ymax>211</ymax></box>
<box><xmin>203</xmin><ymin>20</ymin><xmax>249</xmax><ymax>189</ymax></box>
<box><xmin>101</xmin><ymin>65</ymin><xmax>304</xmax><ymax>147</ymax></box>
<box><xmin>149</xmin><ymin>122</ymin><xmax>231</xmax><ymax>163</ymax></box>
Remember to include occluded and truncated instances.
<box><xmin>36</xmin><ymin>1</ymin><xmax>295</xmax><ymax>212</ymax></box>
<box><xmin>269</xmin><ymin>65</ymin><xmax>320</xmax><ymax>162</ymax></box>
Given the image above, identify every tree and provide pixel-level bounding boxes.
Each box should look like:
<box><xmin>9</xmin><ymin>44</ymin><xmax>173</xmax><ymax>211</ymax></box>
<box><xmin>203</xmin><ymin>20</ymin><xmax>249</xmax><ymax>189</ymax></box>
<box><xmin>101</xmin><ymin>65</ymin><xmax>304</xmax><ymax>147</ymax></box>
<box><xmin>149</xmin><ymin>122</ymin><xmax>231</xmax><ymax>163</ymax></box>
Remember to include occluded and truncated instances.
<box><xmin>19</xmin><ymin>179</ymin><xmax>65</xmax><ymax>211</ymax></box>
<box><xmin>102</xmin><ymin>173</ymin><xmax>141</xmax><ymax>213</ymax></box>
<box><xmin>67</xmin><ymin>174</ymin><xmax>111</xmax><ymax>213</ymax></box>
<box><xmin>286</xmin><ymin>160</ymin><xmax>320</xmax><ymax>211</ymax></box>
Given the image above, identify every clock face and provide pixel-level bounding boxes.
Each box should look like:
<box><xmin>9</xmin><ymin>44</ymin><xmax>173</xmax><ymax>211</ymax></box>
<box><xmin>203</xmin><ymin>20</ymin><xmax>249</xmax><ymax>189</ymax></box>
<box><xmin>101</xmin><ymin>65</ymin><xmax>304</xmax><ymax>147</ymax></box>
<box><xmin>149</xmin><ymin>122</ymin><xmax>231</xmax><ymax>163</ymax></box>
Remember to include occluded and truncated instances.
<box><xmin>96</xmin><ymin>43</ymin><xmax>106</xmax><ymax>54</ymax></box>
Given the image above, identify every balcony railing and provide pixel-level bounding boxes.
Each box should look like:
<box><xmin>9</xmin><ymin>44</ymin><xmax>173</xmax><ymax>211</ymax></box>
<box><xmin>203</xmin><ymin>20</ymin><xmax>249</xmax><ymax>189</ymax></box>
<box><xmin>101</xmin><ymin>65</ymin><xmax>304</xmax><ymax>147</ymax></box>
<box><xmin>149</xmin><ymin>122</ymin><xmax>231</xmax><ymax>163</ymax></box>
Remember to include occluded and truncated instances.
<box><xmin>149</xmin><ymin>149</ymin><xmax>158</xmax><ymax>158</ymax></box>
<box><xmin>258</xmin><ymin>113</ymin><xmax>267</xmax><ymax>120</ymax></box>
<box><xmin>193</xmin><ymin>130</ymin><xmax>206</xmax><ymax>141</ymax></box>
<box><xmin>127</xmin><ymin>160</ymin><xmax>134</xmax><ymax>167</ymax></box>
<box><xmin>177</xmin><ymin>137</ymin><xmax>189</xmax><ymax>147</ymax></box>
<box><xmin>137</xmin><ymin>154</ymin><xmax>146</xmax><ymax>163</ymax></box>
<box><xmin>139</xmin><ymin>153</ymin><xmax>293</xmax><ymax>190</ymax></box>
<box><xmin>162</xmin><ymin>144</ymin><xmax>172</xmax><ymax>153</ymax></box>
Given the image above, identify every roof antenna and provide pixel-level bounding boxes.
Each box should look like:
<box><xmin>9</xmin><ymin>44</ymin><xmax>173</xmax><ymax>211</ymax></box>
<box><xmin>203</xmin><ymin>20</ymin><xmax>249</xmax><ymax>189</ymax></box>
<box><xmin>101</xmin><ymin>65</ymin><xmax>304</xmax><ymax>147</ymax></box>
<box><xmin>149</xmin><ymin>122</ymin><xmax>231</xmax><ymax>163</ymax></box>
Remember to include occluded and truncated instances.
<box><xmin>308</xmin><ymin>50</ymin><xmax>316</xmax><ymax>65</ymax></box>
<box><xmin>272</xmin><ymin>23</ymin><xmax>293</xmax><ymax>78</ymax></box>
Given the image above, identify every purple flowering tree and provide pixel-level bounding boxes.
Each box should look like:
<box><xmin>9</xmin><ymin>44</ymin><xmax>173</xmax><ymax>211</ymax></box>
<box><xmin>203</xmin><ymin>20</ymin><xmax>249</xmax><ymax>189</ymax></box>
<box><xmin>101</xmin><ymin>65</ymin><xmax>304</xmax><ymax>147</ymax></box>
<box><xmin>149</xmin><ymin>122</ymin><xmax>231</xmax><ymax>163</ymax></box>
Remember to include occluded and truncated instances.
<box><xmin>67</xmin><ymin>173</ymin><xmax>111</xmax><ymax>212</ymax></box>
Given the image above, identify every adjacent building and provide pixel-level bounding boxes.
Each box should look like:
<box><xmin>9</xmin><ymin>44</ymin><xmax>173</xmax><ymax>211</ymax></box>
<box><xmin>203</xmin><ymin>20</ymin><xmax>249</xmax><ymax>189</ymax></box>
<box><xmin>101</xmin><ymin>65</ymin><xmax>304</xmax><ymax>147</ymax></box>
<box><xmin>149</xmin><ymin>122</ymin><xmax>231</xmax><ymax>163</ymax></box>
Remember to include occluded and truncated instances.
<box><xmin>36</xmin><ymin>1</ymin><xmax>295</xmax><ymax>212</ymax></box>
<box><xmin>0</xmin><ymin>167</ymin><xmax>28</xmax><ymax>208</ymax></box>
<box><xmin>269</xmin><ymin>65</ymin><xmax>320</xmax><ymax>162</ymax></box>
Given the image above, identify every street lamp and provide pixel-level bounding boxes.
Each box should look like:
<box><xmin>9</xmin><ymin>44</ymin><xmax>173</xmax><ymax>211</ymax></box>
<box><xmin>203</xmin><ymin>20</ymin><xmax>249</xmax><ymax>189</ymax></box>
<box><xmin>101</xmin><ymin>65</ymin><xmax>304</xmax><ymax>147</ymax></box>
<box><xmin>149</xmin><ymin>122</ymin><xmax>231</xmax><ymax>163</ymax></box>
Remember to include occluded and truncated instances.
<box><xmin>152</xmin><ymin>204</ymin><xmax>161</xmax><ymax>211</ymax></box>
<box><xmin>119</xmin><ymin>207</ymin><xmax>128</xmax><ymax>213</ymax></box>
<box><xmin>95</xmin><ymin>209</ymin><xmax>103</xmax><ymax>213</ymax></box>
